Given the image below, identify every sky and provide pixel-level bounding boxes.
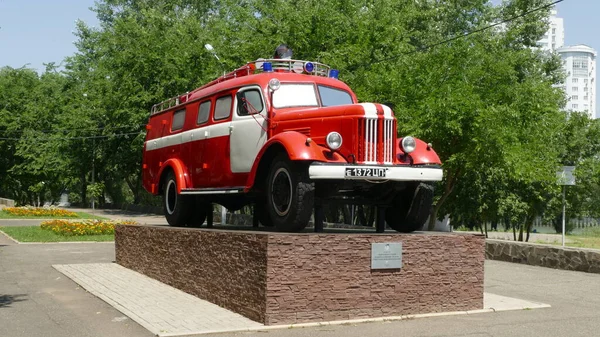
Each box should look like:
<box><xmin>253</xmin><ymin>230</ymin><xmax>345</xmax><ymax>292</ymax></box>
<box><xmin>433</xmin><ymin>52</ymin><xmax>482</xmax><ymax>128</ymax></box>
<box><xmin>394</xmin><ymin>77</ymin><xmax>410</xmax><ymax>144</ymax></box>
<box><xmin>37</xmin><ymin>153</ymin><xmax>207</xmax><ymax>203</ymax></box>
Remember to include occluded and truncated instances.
<box><xmin>0</xmin><ymin>0</ymin><xmax>597</xmax><ymax>116</ymax></box>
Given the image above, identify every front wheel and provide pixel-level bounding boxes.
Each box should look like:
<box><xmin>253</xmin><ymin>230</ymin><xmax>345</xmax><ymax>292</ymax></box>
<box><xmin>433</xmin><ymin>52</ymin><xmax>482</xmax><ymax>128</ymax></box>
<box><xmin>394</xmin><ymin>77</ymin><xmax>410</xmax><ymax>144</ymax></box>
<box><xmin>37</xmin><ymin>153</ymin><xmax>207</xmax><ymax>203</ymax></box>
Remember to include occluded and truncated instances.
<box><xmin>385</xmin><ymin>183</ymin><xmax>434</xmax><ymax>233</ymax></box>
<box><xmin>266</xmin><ymin>155</ymin><xmax>314</xmax><ymax>232</ymax></box>
<box><xmin>162</xmin><ymin>171</ymin><xmax>192</xmax><ymax>227</ymax></box>
<box><xmin>254</xmin><ymin>201</ymin><xmax>274</xmax><ymax>227</ymax></box>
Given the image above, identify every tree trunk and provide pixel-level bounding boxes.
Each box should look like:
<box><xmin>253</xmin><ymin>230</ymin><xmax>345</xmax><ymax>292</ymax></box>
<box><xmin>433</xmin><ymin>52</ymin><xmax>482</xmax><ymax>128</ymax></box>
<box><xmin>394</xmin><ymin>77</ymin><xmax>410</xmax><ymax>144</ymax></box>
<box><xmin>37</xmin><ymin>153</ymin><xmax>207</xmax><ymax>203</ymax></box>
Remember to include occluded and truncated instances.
<box><xmin>511</xmin><ymin>220</ymin><xmax>517</xmax><ymax>241</ymax></box>
<box><xmin>483</xmin><ymin>221</ymin><xmax>488</xmax><ymax>239</ymax></box>
<box><xmin>518</xmin><ymin>221</ymin><xmax>524</xmax><ymax>242</ymax></box>
<box><xmin>367</xmin><ymin>206</ymin><xmax>375</xmax><ymax>227</ymax></box>
<box><xmin>80</xmin><ymin>171</ymin><xmax>87</xmax><ymax>206</ymax></box>
<box><xmin>525</xmin><ymin>213</ymin><xmax>535</xmax><ymax>242</ymax></box>
<box><xmin>356</xmin><ymin>205</ymin><xmax>367</xmax><ymax>226</ymax></box>
<box><xmin>428</xmin><ymin>168</ymin><xmax>460</xmax><ymax>230</ymax></box>
<box><xmin>342</xmin><ymin>205</ymin><xmax>351</xmax><ymax>225</ymax></box>
<box><xmin>126</xmin><ymin>176</ymin><xmax>140</xmax><ymax>205</ymax></box>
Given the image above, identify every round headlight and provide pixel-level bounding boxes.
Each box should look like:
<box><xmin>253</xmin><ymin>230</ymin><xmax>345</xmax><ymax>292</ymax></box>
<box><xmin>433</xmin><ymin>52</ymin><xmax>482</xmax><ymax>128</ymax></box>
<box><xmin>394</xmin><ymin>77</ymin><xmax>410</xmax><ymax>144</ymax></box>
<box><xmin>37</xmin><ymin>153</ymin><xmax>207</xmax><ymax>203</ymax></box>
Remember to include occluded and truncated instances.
<box><xmin>401</xmin><ymin>136</ymin><xmax>416</xmax><ymax>153</ymax></box>
<box><xmin>326</xmin><ymin>132</ymin><xmax>343</xmax><ymax>150</ymax></box>
<box><xmin>268</xmin><ymin>78</ymin><xmax>281</xmax><ymax>91</ymax></box>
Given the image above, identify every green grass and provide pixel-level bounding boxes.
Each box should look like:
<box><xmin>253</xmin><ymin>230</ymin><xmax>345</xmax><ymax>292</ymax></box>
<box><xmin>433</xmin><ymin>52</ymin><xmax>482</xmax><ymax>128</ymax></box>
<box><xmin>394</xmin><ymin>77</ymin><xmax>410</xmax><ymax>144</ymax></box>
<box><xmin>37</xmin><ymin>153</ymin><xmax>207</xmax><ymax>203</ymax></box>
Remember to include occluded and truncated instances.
<box><xmin>563</xmin><ymin>227</ymin><xmax>600</xmax><ymax>250</ymax></box>
<box><xmin>0</xmin><ymin>210</ymin><xmax>107</xmax><ymax>220</ymax></box>
<box><xmin>532</xmin><ymin>227</ymin><xmax>600</xmax><ymax>250</ymax></box>
<box><xmin>0</xmin><ymin>226</ymin><xmax>114</xmax><ymax>242</ymax></box>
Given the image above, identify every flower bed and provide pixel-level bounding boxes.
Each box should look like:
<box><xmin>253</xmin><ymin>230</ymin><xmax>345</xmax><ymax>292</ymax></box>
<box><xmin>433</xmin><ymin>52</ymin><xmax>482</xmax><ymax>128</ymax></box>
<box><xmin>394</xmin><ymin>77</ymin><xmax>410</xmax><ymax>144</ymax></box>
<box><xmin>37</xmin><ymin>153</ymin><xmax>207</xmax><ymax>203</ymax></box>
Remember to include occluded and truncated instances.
<box><xmin>3</xmin><ymin>206</ymin><xmax>78</xmax><ymax>218</ymax></box>
<box><xmin>40</xmin><ymin>219</ymin><xmax>139</xmax><ymax>236</ymax></box>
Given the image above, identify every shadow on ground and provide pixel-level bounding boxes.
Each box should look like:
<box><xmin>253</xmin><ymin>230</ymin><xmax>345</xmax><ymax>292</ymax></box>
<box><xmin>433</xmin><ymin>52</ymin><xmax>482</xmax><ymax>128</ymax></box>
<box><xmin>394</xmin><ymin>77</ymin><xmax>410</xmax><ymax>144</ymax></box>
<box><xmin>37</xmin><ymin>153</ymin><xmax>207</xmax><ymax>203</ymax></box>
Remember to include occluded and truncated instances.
<box><xmin>0</xmin><ymin>294</ymin><xmax>27</xmax><ymax>308</ymax></box>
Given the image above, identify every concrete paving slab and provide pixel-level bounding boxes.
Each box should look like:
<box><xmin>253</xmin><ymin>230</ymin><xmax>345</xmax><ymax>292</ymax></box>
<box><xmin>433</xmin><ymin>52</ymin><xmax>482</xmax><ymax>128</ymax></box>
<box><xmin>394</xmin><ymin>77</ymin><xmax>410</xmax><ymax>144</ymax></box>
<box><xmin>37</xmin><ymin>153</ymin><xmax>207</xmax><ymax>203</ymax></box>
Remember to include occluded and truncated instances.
<box><xmin>54</xmin><ymin>263</ymin><xmax>550</xmax><ymax>337</ymax></box>
<box><xmin>484</xmin><ymin>292</ymin><xmax>551</xmax><ymax>311</ymax></box>
<box><xmin>53</xmin><ymin>263</ymin><xmax>263</xmax><ymax>336</ymax></box>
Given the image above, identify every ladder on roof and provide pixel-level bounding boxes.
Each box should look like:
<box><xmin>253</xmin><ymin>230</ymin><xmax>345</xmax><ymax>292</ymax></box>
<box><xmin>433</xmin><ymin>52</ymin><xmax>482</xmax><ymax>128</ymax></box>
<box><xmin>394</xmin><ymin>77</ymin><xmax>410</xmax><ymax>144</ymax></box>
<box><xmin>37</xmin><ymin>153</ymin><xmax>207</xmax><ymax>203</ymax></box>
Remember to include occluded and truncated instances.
<box><xmin>150</xmin><ymin>59</ymin><xmax>332</xmax><ymax>115</ymax></box>
<box><xmin>151</xmin><ymin>92</ymin><xmax>191</xmax><ymax>115</ymax></box>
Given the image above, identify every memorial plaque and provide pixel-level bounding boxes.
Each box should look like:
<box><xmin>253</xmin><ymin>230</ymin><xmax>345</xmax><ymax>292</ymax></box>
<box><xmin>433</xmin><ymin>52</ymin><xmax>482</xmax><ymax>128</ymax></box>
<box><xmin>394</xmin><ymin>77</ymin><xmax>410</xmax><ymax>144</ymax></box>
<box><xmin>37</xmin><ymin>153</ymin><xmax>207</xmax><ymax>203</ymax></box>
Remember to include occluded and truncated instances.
<box><xmin>371</xmin><ymin>242</ymin><xmax>402</xmax><ymax>269</ymax></box>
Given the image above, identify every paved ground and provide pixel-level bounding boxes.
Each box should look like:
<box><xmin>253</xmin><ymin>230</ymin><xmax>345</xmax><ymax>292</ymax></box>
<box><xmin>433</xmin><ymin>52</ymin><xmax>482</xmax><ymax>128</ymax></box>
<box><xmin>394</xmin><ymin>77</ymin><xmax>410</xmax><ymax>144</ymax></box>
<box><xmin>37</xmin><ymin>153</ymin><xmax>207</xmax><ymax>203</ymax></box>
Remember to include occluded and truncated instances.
<box><xmin>0</xmin><ymin>239</ymin><xmax>151</xmax><ymax>337</ymax></box>
<box><xmin>54</xmin><ymin>263</ymin><xmax>263</xmax><ymax>336</ymax></box>
<box><xmin>53</xmin><ymin>263</ymin><xmax>549</xmax><ymax>336</ymax></box>
<box><xmin>69</xmin><ymin>208</ymin><xmax>168</xmax><ymax>225</ymax></box>
<box><xmin>1</xmin><ymin>234</ymin><xmax>600</xmax><ymax>337</ymax></box>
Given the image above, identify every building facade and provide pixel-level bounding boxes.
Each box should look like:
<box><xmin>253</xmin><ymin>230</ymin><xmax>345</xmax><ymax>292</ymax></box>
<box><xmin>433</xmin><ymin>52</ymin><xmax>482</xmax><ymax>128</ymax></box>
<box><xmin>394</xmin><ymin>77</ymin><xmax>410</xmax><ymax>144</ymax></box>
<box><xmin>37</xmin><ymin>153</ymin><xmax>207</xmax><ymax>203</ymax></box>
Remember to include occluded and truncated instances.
<box><xmin>538</xmin><ymin>10</ymin><xmax>564</xmax><ymax>52</ymax></box>
<box><xmin>556</xmin><ymin>45</ymin><xmax>597</xmax><ymax>119</ymax></box>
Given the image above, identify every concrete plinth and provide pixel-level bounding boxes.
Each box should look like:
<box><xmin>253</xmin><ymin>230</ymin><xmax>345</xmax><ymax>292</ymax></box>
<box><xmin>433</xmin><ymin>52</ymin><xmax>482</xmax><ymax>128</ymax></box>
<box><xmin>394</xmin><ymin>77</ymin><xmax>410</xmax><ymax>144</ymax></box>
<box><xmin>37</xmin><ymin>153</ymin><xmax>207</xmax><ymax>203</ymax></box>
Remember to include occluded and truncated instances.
<box><xmin>115</xmin><ymin>226</ymin><xmax>485</xmax><ymax>325</ymax></box>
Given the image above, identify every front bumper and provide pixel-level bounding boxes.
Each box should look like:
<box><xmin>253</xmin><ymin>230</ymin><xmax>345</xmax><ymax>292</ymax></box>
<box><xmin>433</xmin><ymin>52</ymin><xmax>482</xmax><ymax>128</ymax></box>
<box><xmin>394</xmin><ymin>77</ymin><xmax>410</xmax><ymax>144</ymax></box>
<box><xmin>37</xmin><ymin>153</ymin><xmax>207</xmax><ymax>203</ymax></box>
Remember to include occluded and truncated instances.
<box><xmin>308</xmin><ymin>163</ymin><xmax>443</xmax><ymax>181</ymax></box>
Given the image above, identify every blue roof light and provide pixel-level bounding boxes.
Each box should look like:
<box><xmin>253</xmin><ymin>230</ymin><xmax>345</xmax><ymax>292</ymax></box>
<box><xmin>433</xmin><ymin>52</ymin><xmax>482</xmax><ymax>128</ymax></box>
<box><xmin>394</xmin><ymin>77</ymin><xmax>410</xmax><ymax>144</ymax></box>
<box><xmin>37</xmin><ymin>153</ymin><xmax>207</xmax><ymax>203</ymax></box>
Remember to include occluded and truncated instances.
<box><xmin>329</xmin><ymin>69</ymin><xmax>339</xmax><ymax>79</ymax></box>
<box><xmin>304</xmin><ymin>62</ymin><xmax>314</xmax><ymax>73</ymax></box>
<box><xmin>263</xmin><ymin>62</ymin><xmax>273</xmax><ymax>72</ymax></box>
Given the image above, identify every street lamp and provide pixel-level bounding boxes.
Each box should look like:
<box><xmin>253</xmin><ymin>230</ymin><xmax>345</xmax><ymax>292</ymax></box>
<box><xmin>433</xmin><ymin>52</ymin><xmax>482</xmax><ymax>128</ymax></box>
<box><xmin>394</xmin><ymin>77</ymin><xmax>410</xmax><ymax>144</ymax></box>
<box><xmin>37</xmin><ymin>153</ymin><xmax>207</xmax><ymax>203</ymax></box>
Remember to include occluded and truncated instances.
<box><xmin>84</xmin><ymin>93</ymin><xmax>96</xmax><ymax>211</ymax></box>
<box><xmin>557</xmin><ymin>166</ymin><xmax>576</xmax><ymax>247</ymax></box>
<box><xmin>205</xmin><ymin>44</ymin><xmax>225</xmax><ymax>76</ymax></box>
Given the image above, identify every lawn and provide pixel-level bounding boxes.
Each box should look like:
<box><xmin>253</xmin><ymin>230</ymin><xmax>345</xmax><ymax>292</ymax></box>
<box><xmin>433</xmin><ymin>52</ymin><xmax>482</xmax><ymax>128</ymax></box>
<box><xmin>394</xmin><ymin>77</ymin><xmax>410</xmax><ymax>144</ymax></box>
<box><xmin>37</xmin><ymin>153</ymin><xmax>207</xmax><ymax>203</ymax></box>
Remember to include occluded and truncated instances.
<box><xmin>0</xmin><ymin>210</ymin><xmax>107</xmax><ymax>220</ymax></box>
<box><xmin>0</xmin><ymin>226</ymin><xmax>114</xmax><ymax>242</ymax></box>
<box><xmin>529</xmin><ymin>228</ymin><xmax>600</xmax><ymax>250</ymax></box>
<box><xmin>561</xmin><ymin>227</ymin><xmax>600</xmax><ymax>250</ymax></box>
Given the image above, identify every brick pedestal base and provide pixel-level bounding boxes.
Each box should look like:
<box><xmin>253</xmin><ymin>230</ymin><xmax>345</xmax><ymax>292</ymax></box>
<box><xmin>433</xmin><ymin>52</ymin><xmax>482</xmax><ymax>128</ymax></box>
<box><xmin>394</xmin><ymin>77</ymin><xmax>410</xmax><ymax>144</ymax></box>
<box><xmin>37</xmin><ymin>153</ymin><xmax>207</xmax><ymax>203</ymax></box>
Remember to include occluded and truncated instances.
<box><xmin>115</xmin><ymin>226</ymin><xmax>484</xmax><ymax>325</ymax></box>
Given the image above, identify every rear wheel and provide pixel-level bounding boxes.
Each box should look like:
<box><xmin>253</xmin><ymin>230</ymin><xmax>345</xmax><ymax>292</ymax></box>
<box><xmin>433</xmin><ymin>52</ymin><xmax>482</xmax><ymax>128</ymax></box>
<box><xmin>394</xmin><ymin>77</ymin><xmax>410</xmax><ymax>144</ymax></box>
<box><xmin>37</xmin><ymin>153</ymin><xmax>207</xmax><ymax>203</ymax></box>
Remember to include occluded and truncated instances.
<box><xmin>162</xmin><ymin>171</ymin><xmax>192</xmax><ymax>227</ymax></box>
<box><xmin>385</xmin><ymin>183</ymin><xmax>434</xmax><ymax>233</ymax></box>
<box><xmin>188</xmin><ymin>199</ymin><xmax>208</xmax><ymax>228</ymax></box>
<box><xmin>266</xmin><ymin>154</ymin><xmax>314</xmax><ymax>232</ymax></box>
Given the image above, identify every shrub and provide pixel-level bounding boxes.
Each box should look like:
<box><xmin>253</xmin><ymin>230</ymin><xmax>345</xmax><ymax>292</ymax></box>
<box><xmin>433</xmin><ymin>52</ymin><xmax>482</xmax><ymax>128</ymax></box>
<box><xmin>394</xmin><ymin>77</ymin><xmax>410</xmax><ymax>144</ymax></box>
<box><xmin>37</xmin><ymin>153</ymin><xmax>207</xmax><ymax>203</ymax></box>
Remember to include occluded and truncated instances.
<box><xmin>3</xmin><ymin>206</ymin><xmax>78</xmax><ymax>217</ymax></box>
<box><xmin>552</xmin><ymin>215</ymin><xmax>575</xmax><ymax>234</ymax></box>
<box><xmin>40</xmin><ymin>219</ymin><xmax>139</xmax><ymax>236</ymax></box>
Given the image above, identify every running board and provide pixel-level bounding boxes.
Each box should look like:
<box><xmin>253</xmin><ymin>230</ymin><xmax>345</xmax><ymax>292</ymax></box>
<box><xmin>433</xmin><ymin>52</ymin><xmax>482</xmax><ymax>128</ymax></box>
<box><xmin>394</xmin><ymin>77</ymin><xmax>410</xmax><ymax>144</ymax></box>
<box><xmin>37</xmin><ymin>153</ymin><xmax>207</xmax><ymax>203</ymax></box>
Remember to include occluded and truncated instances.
<box><xmin>180</xmin><ymin>187</ymin><xmax>245</xmax><ymax>195</ymax></box>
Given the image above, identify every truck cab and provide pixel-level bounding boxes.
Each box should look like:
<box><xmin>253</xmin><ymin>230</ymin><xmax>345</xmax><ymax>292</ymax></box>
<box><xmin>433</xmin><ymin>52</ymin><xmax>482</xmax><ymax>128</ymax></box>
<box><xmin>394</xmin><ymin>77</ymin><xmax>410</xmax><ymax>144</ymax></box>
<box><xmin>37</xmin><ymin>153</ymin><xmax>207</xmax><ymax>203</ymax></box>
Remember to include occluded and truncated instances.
<box><xmin>142</xmin><ymin>58</ymin><xmax>442</xmax><ymax>232</ymax></box>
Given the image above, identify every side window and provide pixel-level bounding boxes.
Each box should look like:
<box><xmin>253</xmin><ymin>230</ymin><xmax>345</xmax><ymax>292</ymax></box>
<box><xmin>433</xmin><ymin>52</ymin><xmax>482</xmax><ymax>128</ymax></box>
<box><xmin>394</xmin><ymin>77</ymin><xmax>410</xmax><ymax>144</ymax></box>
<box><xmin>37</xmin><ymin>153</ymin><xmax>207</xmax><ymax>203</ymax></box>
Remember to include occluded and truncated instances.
<box><xmin>214</xmin><ymin>95</ymin><xmax>232</xmax><ymax>120</ymax></box>
<box><xmin>197</xmin><ymin>101</ymin><xmax>211</xmax><ymax>125</ymax></box>
<box><xmin>171</xmin><ymin>109</ymin><xmax>185</xmax><ymax>131</ymax></box>
<box><xmin>237</xmin><ymin>89</ymin><xmax>264</xmax><ymax>116</ymax></box>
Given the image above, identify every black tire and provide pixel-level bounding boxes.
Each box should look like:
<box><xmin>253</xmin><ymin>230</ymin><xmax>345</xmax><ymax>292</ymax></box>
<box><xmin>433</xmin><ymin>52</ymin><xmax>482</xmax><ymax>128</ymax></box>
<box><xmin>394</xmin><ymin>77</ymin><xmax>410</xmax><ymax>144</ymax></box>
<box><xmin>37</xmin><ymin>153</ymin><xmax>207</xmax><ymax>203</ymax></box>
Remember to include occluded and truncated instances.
<box><xmin>254</xmin><ymin>201</ymin><xmax>274</xmax><ymax>227</ymax></box>
<box><xmin>266</xmin><ymin>154</ymin><xmax>314</xmax><ymax>232</ymax></box>
<box><xmin>385</xmin><ymin>183</ymin><xmax>434</xmax><ymax>233</ymax></box>
<box><xmin>188</xmin><ymin>198</ymin><xmax>208</xmax><ymax>228</ymax></box>
<box><xmin>162</xmin><ymin>170</ymin><xmax>193</xmax><ymax>227</ymax></box>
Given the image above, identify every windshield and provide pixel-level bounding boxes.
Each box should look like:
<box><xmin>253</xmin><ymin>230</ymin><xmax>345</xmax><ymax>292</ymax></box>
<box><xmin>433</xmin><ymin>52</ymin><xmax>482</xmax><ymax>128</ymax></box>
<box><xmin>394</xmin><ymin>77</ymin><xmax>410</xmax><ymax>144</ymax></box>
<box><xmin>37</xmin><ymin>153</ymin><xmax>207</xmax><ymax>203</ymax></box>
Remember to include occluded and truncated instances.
<box><xmin>318</xmin><ymin>85</ymin><xmax>353</xmax><ymax>107</ymax></box>
<box><xmin>272</xmin><ymin>84</ymin><xmax>318</xmax><ymax>108</ymax></box>
<box><xmin>272</xmin><ymin>83</ymin><xmax>353</xmax><ymax>108</ymax></box>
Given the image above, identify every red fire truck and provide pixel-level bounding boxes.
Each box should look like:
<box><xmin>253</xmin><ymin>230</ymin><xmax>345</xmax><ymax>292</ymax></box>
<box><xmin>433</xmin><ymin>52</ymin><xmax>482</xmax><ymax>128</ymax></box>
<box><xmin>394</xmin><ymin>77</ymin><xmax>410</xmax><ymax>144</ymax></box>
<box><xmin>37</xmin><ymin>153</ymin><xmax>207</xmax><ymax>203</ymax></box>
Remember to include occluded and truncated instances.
<box><xmin>142</xmin><ymin>55</ymin><xmax>443</xmax><ymax>232</ymax></box>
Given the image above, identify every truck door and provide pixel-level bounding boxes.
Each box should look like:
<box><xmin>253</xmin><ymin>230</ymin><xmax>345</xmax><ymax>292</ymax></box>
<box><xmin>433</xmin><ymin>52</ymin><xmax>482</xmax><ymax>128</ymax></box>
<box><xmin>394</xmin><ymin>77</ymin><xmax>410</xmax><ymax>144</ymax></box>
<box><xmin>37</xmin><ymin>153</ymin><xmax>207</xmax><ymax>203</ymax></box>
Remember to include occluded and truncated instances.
<box><xmin>188</xmin><ymin>100</ymin><xmax>211</xmax><ymax>187</ymax></box>
<box><xmin>230</xmin><ymin>86</ymin><xmax>268</xmax><ymax>173</ymax></box>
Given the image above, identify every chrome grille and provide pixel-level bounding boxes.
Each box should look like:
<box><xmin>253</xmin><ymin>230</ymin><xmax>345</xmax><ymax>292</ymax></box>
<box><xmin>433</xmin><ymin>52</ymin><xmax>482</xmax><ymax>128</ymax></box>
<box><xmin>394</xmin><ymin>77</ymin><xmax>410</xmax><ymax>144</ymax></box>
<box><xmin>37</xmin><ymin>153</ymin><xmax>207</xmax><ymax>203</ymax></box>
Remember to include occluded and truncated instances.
<box><xmin>365</xmin><ymin>117</ymin><xmax>377</xmax><ymax>163</ymax></box>
<box><xmin>358</xmin><ymin>117</ymin><xmax>395</xmax><ymax>164</ymax></box>
<box><xmin>383</xmin><ymin>118</ymin><xmax>394</xmax><ymax>164</ymax></box>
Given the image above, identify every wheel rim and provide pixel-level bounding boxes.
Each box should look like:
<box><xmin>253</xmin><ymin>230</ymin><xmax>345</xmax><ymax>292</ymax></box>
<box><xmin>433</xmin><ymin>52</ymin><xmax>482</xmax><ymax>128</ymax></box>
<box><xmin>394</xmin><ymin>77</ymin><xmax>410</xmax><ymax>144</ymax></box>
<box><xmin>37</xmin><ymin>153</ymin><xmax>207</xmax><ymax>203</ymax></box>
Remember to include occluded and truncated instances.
<box><xmin>166</xmin><ymin>180</ymin><xmax>177</xmax><ymax>215</ymax></box>
<box><xmin>271</xmin><ymin>167</ymin><xmax>292</xmax><ymax>216</ymax></box>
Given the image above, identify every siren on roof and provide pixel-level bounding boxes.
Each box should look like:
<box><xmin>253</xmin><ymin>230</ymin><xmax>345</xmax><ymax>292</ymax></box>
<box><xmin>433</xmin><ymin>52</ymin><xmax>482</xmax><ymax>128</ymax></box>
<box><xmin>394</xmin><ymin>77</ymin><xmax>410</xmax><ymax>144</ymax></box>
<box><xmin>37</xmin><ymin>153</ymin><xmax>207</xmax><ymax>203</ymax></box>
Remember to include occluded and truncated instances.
<box><xmin>274</xmin><ymin>44</ymin><xmax>293</xmax><ymax>59</ymax></box>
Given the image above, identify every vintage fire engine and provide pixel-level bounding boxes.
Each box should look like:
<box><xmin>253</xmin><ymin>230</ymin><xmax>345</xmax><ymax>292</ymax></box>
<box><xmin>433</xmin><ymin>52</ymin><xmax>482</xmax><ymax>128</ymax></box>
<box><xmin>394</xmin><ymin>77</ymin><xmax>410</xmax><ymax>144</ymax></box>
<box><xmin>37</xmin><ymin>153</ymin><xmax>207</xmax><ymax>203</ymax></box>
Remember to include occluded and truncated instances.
<box><xmin>142</xmin><ymin>51</ymin><xmax>443</xmax><ymax>232</ymax></box>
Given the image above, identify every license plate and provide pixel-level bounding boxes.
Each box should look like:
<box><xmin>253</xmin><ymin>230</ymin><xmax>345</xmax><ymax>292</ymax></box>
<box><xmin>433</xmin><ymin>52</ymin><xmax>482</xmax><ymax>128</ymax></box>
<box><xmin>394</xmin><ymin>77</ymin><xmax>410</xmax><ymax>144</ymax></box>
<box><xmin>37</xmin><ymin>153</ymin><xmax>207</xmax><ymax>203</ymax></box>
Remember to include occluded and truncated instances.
<box><xmin>345</xmin><ymin>167</ymin><xmax>387</xmax><ymax>178</ymax></box>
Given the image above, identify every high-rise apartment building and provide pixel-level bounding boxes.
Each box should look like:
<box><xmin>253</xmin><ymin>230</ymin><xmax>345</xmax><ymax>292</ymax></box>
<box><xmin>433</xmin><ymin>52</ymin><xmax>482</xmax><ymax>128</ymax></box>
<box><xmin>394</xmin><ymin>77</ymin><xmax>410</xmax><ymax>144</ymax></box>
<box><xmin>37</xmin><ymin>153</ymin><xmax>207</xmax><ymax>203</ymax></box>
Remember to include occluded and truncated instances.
<box><xmin>556</xmin><ymin>45</ymin><xmax>597</xmax><ymax>119</ymax></box>
<box><xmin>538</xmin><ymin>10</ymin><xmax>564</xmax><ymax>52</ymax></box>
<box><xmin>538</xmin><ymin>10</ymin><xmax>597</xmax><ymax>118</ymax></box>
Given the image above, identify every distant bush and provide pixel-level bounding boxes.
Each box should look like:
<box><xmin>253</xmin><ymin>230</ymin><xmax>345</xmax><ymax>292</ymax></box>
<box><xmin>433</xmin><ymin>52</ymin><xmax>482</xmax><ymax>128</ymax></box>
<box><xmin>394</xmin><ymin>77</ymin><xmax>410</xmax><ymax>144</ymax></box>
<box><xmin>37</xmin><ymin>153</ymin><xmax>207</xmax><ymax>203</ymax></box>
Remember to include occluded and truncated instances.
<box><xmin>40</xmin><ymin>219</ymin><xmax>138</xmax><ymax>236</ymax></box>
<box><xmin>552</xmin><ymin>215</ymin><xmax>575</xmax><ymax>234</ymax></box>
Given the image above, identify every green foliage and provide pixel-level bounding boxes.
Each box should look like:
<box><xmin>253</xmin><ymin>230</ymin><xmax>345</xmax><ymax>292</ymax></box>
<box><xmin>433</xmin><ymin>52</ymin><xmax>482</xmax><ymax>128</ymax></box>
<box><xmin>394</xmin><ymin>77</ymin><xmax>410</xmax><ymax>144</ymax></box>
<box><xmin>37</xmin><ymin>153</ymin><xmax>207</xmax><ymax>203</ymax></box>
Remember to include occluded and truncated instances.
<box><xmin>87</xmin><ymin>182</ymin><xmax>105</xmax><ymax>200</ymax></box>
<box><xmin>0</xmin><ymin>0</ymin><xmax>598</xmax><ymax>237</ymax></box>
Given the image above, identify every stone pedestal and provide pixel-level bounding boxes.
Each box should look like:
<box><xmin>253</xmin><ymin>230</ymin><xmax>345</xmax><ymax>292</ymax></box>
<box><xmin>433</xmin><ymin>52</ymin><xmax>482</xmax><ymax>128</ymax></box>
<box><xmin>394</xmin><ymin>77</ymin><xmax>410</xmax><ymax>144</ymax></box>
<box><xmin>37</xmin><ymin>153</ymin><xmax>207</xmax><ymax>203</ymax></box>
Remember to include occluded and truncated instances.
<box><xmin>115</xmin><ymin>226</ymin><xmax>485</xmax><ymax>325</ymax></box>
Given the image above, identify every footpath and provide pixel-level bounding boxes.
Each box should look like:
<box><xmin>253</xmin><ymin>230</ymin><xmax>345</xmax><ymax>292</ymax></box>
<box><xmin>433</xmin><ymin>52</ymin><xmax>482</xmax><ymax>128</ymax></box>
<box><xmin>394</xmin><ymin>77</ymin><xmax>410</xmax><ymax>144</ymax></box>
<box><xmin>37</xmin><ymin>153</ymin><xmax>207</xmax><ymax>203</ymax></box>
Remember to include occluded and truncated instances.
<box><xmin>67</xmin><ymin>207</ymin><xmax>167</xmax><ymax>225</ymax></box>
